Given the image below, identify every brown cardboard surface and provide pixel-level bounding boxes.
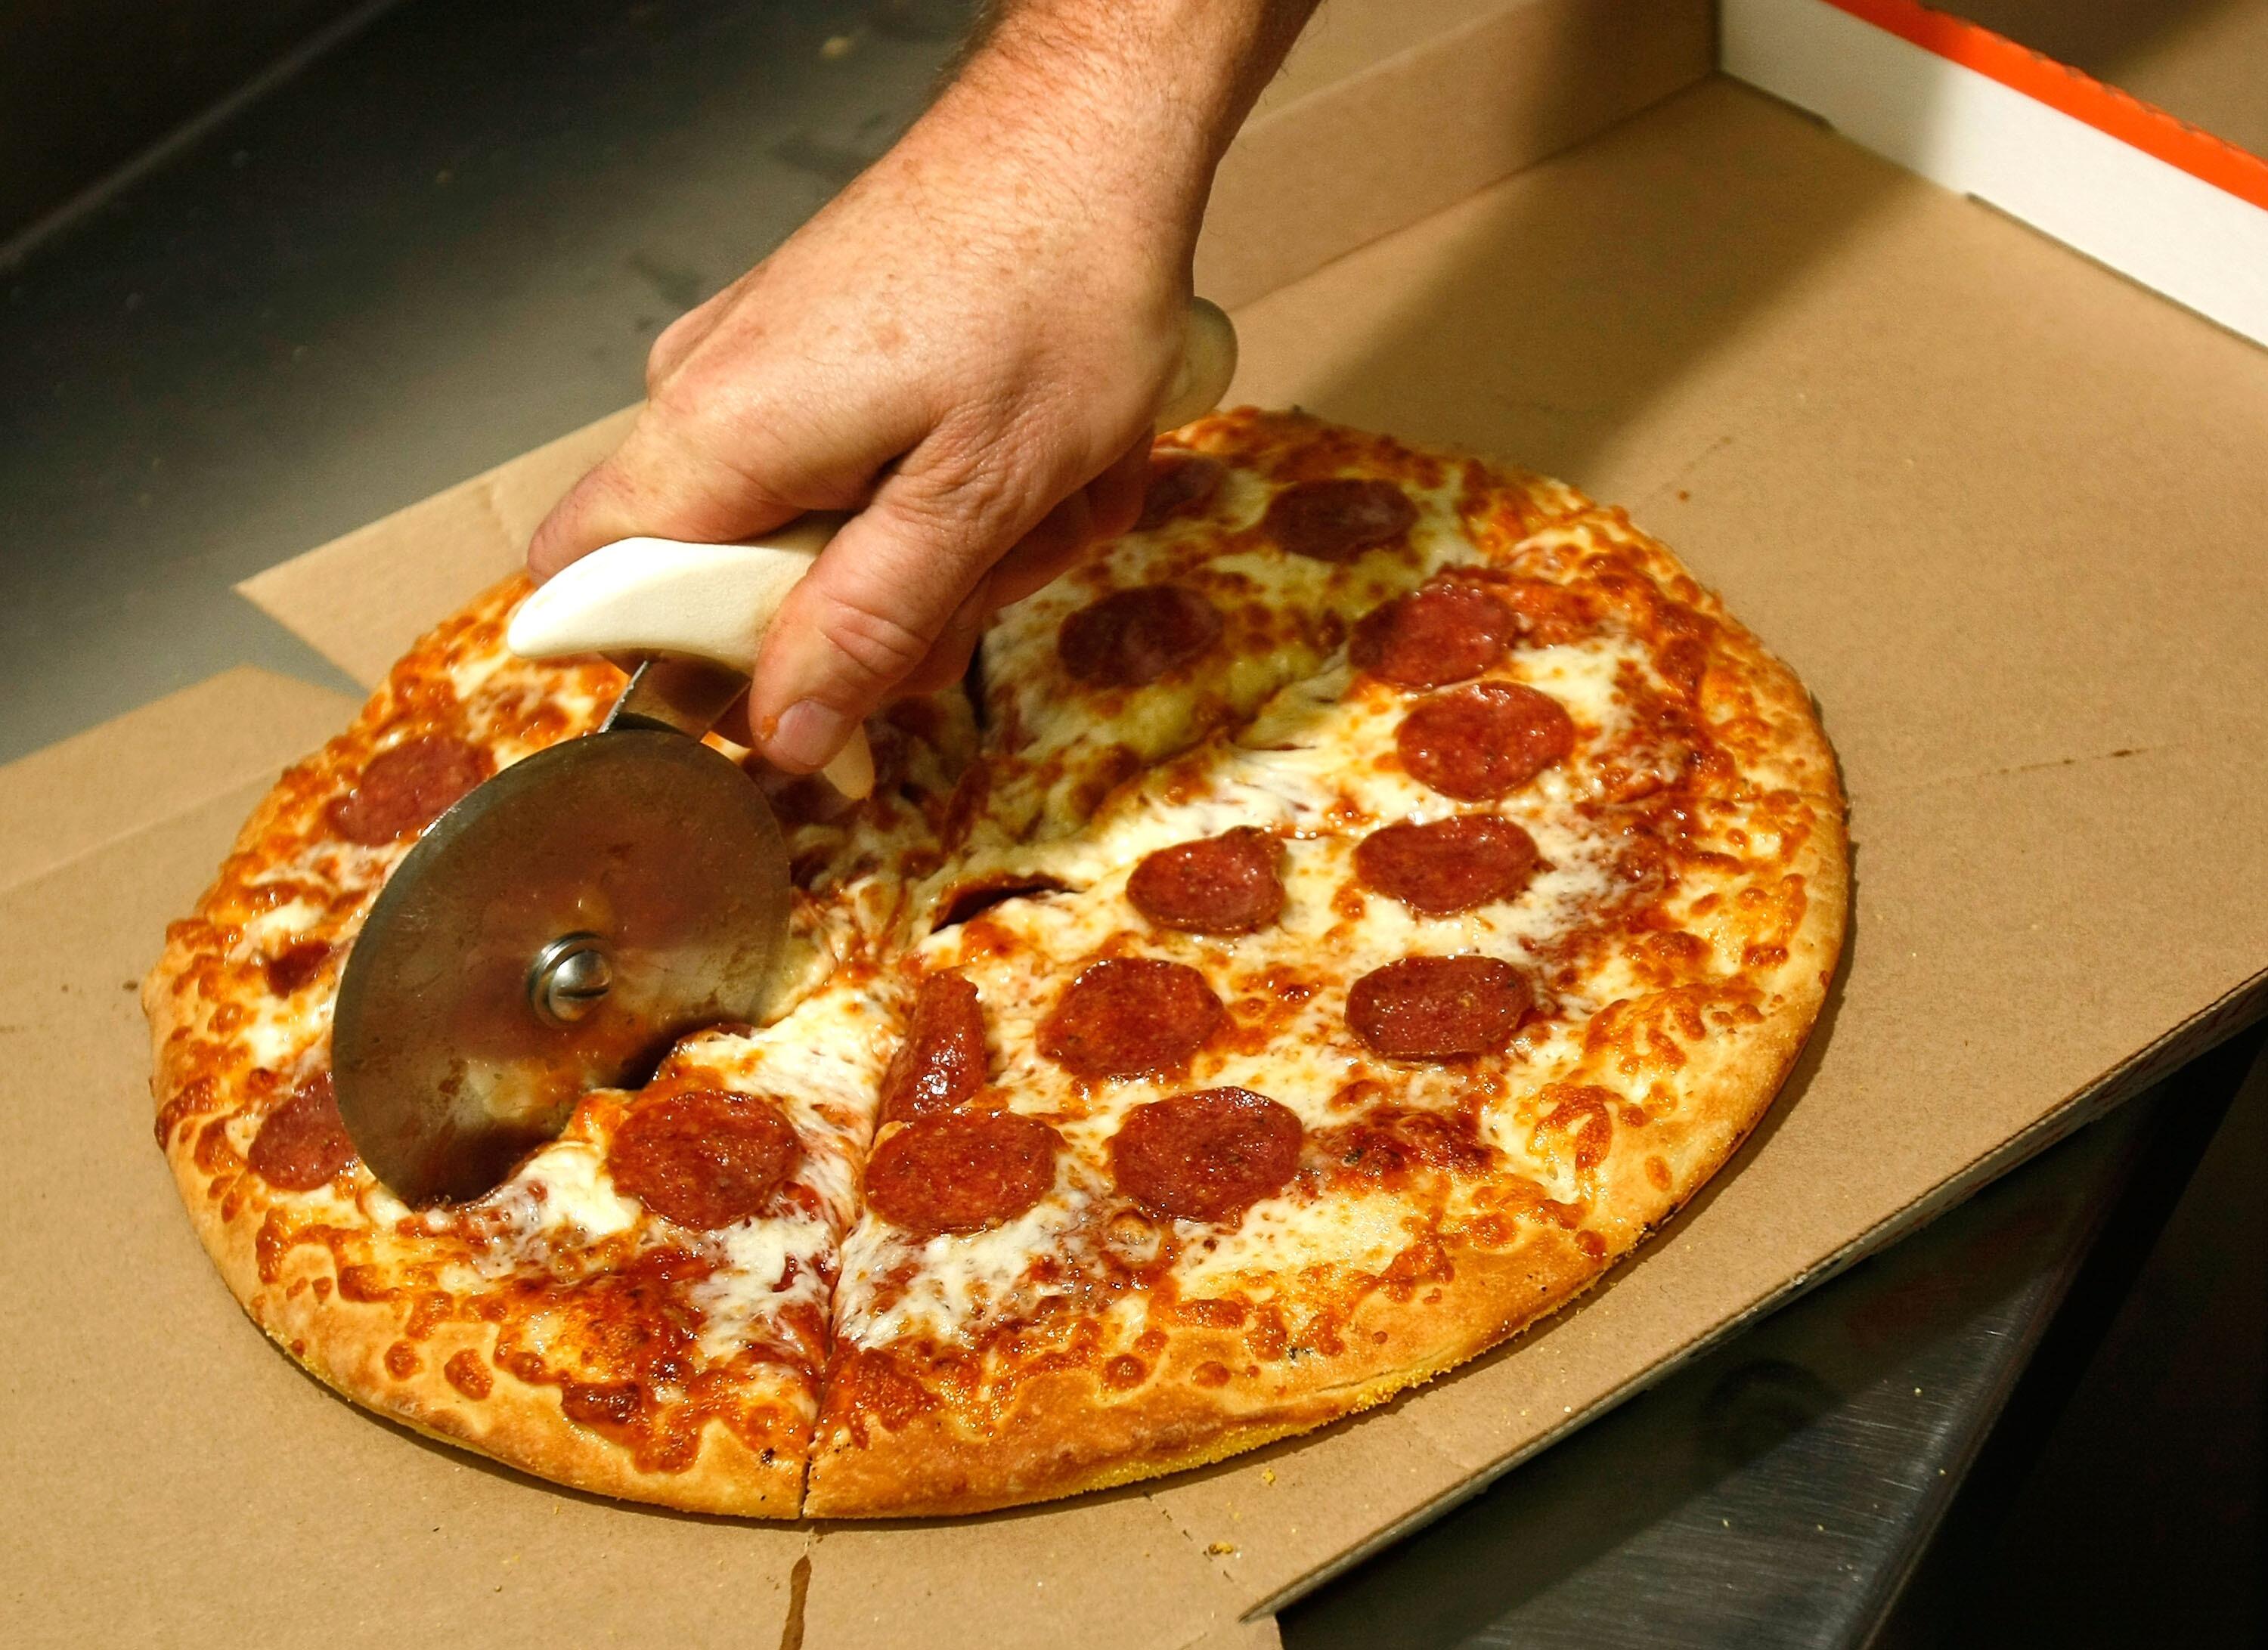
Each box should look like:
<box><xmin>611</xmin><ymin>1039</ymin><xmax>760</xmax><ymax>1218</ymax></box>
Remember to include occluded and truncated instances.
<box><xmin>1187</xmin><ymin>73</ymin><xmax>2268</xmax><ymax>1605</ymax></box>
<box><xmin>11</xmin><ymin>16</ymin><xmax>2268</xmax><ymax>1650</ymax></box>
<box><xmin>0</xmin><ymin>667</ymin><xmax>354</xmax><ymax>891</ymax></box>
<box><xmin>234</xmin><ymin>405</ymin><xmax>638</xmax><ymax>687</ymax></box>
<box><xmin>1197</xmin><ymin>0</ymin><xmax>1713</xmax><ymax>308</ymax></box>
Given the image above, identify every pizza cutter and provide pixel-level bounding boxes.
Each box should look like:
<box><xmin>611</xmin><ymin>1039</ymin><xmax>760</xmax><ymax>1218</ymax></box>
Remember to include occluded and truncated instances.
<box><xmin>332</xmin><ymin>298</ymin><xmax>1240</xmax><ymax>1206</ymax></box>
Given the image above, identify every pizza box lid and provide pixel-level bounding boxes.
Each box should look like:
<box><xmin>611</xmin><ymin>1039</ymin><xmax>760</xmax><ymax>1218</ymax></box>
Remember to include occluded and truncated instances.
<box><xmin>5</xmin><ymin>3</ymin><xmax>2266</xmax><ymax>1646</ymax></box>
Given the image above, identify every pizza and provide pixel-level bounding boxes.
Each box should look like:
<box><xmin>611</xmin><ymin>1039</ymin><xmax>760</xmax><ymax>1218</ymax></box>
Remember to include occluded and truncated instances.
<box><xmin>147</xmin><ymin>407</ymin><xmax>1846</xmax><ymax>1518</ymax></box>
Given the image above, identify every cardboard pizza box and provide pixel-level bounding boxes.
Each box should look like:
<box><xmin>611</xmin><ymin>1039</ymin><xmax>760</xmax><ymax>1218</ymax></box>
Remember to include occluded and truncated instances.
<box><xmin>5</xmin><ymin>2</ymin><xmax>2263</xmax><ymax>1645</ymax></box>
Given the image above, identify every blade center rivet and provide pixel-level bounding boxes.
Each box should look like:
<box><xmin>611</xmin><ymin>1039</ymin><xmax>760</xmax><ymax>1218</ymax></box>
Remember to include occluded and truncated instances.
<box><xmin>530</xmin><ymin>933</ymin><xmax>612</xmax><ymax>1026</ymax></box>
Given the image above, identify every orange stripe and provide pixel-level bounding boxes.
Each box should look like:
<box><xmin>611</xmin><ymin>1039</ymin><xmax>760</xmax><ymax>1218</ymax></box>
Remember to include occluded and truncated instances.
<box><xmin>1819</xmin><ymin>0</ymin><xmax>2268</xmax><ymax>211</ymax></box>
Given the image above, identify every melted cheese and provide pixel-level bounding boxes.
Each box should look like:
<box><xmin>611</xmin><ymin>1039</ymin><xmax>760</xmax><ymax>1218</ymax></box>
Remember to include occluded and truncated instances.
<box><xmin>1176</xmin><ymin>1190</ymin><xmax>1418</xmax><ymax>1292</ymax></box>
<box><xmin>511</xmin><ymin>1141</ymin><xmax>644</xmax><ymax>1240</ymax></box>
<box><xmin>691</xmin><ymin>1213</ymin><xmax>829</xmax><ymax>1363</ymax></box>
<box><xmin>838</xmin><ymin>1193</ymin><xmax>1088</xmax><ymax>1345</ymax></box>
<box><xmin>238</xmin><ymin>896</ymin><xmax>324</xmax><ymax>950</ymax></box>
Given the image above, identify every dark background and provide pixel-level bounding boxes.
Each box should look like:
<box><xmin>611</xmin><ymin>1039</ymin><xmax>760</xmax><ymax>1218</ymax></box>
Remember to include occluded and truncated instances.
<box><xmin>2</xmin><ymin>0</ymin><xmax>373</xmax><ymax>246</ymax></box>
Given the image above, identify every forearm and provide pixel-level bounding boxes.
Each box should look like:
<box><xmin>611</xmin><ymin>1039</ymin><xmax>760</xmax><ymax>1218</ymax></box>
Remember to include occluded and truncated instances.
<box><xmin>925</xmin><ymin>0</ymin><xmax>1320</xmax><ymax>249</ymax></box>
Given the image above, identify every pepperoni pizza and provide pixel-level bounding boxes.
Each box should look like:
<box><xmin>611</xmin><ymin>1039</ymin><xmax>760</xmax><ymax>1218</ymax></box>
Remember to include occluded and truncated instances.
<box><xmin>147</xmin><ymin>408</ymin><xmax>1845</xmax><ymax>1517</ymax></box>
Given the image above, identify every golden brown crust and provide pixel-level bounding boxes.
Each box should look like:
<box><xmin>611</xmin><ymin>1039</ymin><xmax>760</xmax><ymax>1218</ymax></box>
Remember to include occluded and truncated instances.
<box><xmin>804</xmin><ymin>1228</ymin><xmax>1602</xmax><ymax>1516</ymax></box>
<box><xmin>150</xmin><ymin>1105</ymin><xmax>807</xmax><ymax>1513</ymax></box>
<box><xmin>147</xmin><ymin>957</ymin><xmax>814</xmax><ymax>1517</ymax></box>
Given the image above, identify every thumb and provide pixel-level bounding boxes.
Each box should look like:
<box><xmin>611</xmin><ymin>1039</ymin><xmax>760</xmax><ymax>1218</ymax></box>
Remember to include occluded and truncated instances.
<box><xmin>525</xmin><ymin>414</ymin><xmax>803</xmax><ymax>580</ymax></box>
<box><xmin>743</xmin><ymin>458</ymin><xmax>1034</xmax><ymax>771</ymax></box>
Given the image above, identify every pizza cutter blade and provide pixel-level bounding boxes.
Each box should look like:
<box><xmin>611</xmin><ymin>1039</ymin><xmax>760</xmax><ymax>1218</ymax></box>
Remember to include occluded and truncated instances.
<box><xmin>332</xmin><ymin>515</ymin><xmax>869</xmax><ymax>1207</ymax></box>
<box><xmin>330</xmin><ymin>296</ymin><xmax>1241</xmax><ymax>1206</ymax></box>
<box><xmin>332</xmin><ymin>693</ymin><xmax>792</xmax><ymax>1205</ymax></box>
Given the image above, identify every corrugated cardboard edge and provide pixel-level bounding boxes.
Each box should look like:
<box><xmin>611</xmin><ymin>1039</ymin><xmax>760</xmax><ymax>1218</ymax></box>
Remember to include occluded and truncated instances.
<box><xmin>1238</xmin><ymin>964</ymin><xmax>2268</xmax><ymax>1617</ymax></box>
<box><xmin>1198</xmin><ymin>0</ymin><xmax>1714</xmax><ymax>308</ymax></box>
<box><xmin>235</xmin><ymin>406</ymin><xmax>639</xmax><ymax>687</ymax></box>
<box><xmin>0</xmin><ymin>667</ymin><xmax>358</xmax><ymax>893</ymax></box>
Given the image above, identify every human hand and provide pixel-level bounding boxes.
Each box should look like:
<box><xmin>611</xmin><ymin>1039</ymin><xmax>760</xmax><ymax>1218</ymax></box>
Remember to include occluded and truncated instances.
<box><xmin>527</xmin><ymin>1</ymin><xmax>1315</xmax><ymax>775</ymax></box>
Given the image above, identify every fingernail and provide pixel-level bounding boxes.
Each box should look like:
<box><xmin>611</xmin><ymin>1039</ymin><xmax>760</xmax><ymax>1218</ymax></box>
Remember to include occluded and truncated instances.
<box><xmin>768</xmin><ymin>699</ymin><xmax>852</xmax><ymax>772</ymax></box>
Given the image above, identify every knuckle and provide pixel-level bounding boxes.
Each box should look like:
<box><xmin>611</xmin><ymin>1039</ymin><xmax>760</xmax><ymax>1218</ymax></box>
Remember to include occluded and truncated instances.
<box><xmin>900</xmin><ymin>413</ymin><xmax>1066</xmax><ymax>549</ymax></box>
<box><xmin>821</xmin><ymin>592</ymin><xmax>936</xmax><ymax>687</ymax></box>
<box><xmin>645</xmin><ymin>311</ymin><xmax>706</xmax><ymax>395</ymax></box>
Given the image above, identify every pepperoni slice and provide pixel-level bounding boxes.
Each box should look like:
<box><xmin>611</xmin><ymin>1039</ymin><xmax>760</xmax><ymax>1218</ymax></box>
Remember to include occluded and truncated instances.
<box><xmin>1354</xmin><ymin>816</ymin><xmax>1541</xmax><ymax>915</ymax></box>
<box><xmin>327</xmin><ymin>735</ymin><xmax>493</xmax><ymax>845</ymax></box>
<box><xmin>1137</xmin><ymin>451</ymin><xmax>1225</xmax><ymax>529</ymax></box>
<box><xmin>1126</xmin><ymin>828</ymin><xmax>1285</xmax><ymax>935</ymax></box>
<box><xmin>1346</xmin><ymin>955</ymin><xmax>1529</xmax><ymax>1060</ymax></box>
<box><xmin>1038</xmin><ymin>958</ymin><xmax>1222</xmax><ymax>1079</ymax></box>
<box><xmin>247</xmin><ymin>1072</ymin><xmax>357</xmax><ymax>1191</ymax></box>
<box><xmin>1058</xmin><ymin>585</ymin><xmax>1224</xmax><ymax>688</ymax></box>
<box><xmin>1349</xmin><ymin>580</ymin><xmax>1519</xmax><ymax>689</ymax></box>
<box><xmin>863</xmin><ymin>1110</ymin><xmax>1061</xmax><ymax>1234</ymax></box>
<box><xmin>1263</xmin><ymin>478</ymin><xmax>1417</xmax><ymax>562</ymax></box>
<box><xmin>879</xmin><ymin>971</ymin><xmax>987</xmax><ymax>1125</ymax></box>
<box><xmin>1396</xmin><ymin>683</ymin><xmax>1573</xmax><ymax>801</ymax></box>
<box><xmin>1110</xmin><ymin>1088</ymin><xmax>1303</xmax><ymax>1223</ymax></box>
<box><xmin>608</xmin><ymin>1089</ymin><xmax>800</xmax><ymax>1231</ymax></box>
<box><xmin>262</xmin><ymin>940</ymin><xmax>332</xmax><ymax>997</ymax></box>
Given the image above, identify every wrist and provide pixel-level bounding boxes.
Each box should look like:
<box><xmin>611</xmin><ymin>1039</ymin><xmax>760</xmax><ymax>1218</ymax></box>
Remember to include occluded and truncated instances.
<box><xmin>928</xmin><ymin>0</ymin><xmax>1300</xmax><ymax>252</ymax></box>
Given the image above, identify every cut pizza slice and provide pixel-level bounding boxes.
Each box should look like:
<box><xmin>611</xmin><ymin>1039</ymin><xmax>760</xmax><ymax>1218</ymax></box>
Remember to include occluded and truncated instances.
<box><xmin>147</xmin><ymin>577</ymin><xmax>923</xmax><ymax>1516</ymax></box>
<box><xmin>962</xmin><ymin>408</ymin><xmax>1589</xmax><ymax>850</ymax></box>
<box><xmin>162</xmin><ymin>992</ymin><xmax>888</xmax><ymax>1514</ymax></box>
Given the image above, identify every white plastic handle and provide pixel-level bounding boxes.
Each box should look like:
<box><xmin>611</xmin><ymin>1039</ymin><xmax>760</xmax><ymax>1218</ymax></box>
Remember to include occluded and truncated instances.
<box><xmin>508</xmin><ymin>521</ymin><xmax>880</xmax><ymax>799</ymax></box>
<box><xmin>1157</xmin><ymin>297</ymin><xmax>1238</xmax><ymax>434</ymax></box>
<box><xmin>508</xmin><ymin>296</ymin><xmax>1239</xmax><ymax>800</ymax></box>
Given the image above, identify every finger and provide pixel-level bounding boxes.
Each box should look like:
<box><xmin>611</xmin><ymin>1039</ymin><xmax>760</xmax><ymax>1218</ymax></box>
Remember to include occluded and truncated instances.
<box><xmin>985</xmin><ymin>434</ymin><xmax>1156</xmax><ymax>607</ymax></box>
<box><xmin>894</xmin><ymin>579</ymin><xmax>993</xmax><ymax>698</ymax></box>
<box><xmin>741</xmin><ymin>450</ymin><xmax>1040</xmax><ymax>770</ymax></box>
<box><xmin>987</xmin><ymin>489</ymin><xmax>1101</xmax><ymax>608</ymax></box>
<box><xmin>646</xmin><ymin>289</ymin><xmax>729</xmax><ymax>392</ymax></box>
<box><xmin>525</xmin><ymin>416</ymin><xmax>801</xmax><ymax>578</ymax></box>
<box><xmin>1087</xmin><ymin>434</ymin><xmax>1153</xmax><ymax>540</ymax></box>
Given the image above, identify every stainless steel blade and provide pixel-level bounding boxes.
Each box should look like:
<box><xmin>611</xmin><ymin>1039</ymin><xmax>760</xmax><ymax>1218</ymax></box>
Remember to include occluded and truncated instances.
<box><xmin>332</xmin><ymin>726</ymin><xmax>789</xmax><ymax>1205</ymax></box>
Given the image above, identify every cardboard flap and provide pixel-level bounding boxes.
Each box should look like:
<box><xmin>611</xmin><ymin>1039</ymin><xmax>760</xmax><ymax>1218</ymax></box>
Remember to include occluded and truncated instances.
<box><xmin>1198</xmin><ymin>0</ymin><xmax>1712</xmax><ymax>308</ymax></box>
<box><xmin>801</xmin><ymin>1498</ymin><xmax>1267</xmax><ymax>1650</ymax></box>
<box><xmin>237</xmin><ymin>406</ymin><xmax>638</xmax><ymax>686</ymax></box>
<box><xmin>0</xmin><ymin>667</ymin><xmax>356</xmax><ymax>894</ymax></box>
